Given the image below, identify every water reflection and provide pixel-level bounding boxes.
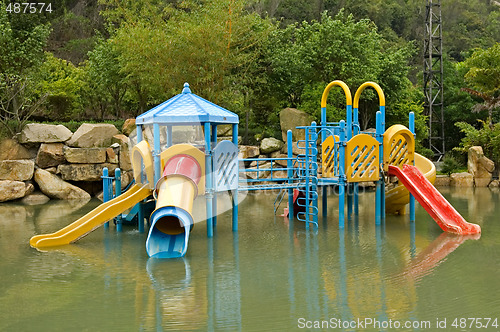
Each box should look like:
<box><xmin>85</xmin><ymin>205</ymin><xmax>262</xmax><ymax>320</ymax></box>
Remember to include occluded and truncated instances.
<box><xmin>0</xmin><ymin>188</ymin><xmax>497</xmax><ymax>330</ymax></box>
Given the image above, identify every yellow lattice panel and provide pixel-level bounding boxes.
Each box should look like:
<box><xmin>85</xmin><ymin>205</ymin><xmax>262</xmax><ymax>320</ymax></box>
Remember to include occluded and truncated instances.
<box><xmin>382</xmin><ymin>125</ymin><xmax>415</xmax><ymax>171</ymax></box>
<box><xmin>345</xmin><ymin>134</ymin><xmax>380</xmax><ymax>182</ymax></box>
<box><xmin>321</xmin><ymin>135</ymin><xmax>339</xmax><ymax>178</ymax></box>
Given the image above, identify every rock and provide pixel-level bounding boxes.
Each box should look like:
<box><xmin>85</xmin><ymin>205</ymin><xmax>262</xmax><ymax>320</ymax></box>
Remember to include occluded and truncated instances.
<box><xmin>63</xmin><ymin>146</ymin><xmax>107</xmax><ymax>164</ymax></box>
<box><xmin>0</xmin><ymin>180</ymin><xmax>32</xmax><ymax>202</ymax></box>
<box><xmin>0</xmin><ymin>160</ymin><xmax>35</xmax><ymax>181</ymax></box>
<box><xmin>106</xmin><ymin>147</ymin><xmax>119</xmax><ymax>164</ymax></box>
<box><xmin>260</xmin><ymin>137</ymin><xmax>284</xmax><ymax>154</ymax></box>
<box><xmin>112</xmin><ymin>134</ymin><xmax>132</xmax><ymax>171</ymax></box>
<box><xmin>279</xmin><ymin>108</ymin><xmax>312</xmax><ymax>142</ymax></box>
<box><xmin>217</xmin><ymin>124</ymin><xmax>232</xmax><ymax>137</ymax></box>
<box><xmin>238</xmin><ymin>145</ymin><xmax>260</xmax><ymax>159</ymax></box>
<box><xmin>172</xmin><ymin>126</ymin><xmax>204</xmax><ymax>144</ymax></box>
<box><xmin>468</xmin><ymin>146</ymin><xmax>495</xmax><ymax>186</ymax></box>
<box><xmin>273</xmin><ymin>154</ymin><xmax>290</xmax><ymax>167</ymax></box>
<box><xmin>66</xmin><ymin>123</ymin><xmax>119</xmax><ymax>148</ymax></box>
<box><xmin>44</xmin><ymin>167</ymin><xmax>58</xmax><ymax>174</ymax></box>
<box><xmin>57</xmin><ymin>163</ymin><xmax>117</xmax><ymax>181</ymax></box>
<box><xmin>434</xmin><ymin>175</ymin><xmax>450</xmax><ymax>187</ymax></box>
<box><xmin>34</xmin><ymin>168</ymin><xmax>91</xmax><ymax>200</ymax></box>
<box><xmin>18</xmin><ymin>123</ymin><xmax>72</xmax><ymax>143</ymax></box>
<box><xmin>282</xmin><ymin>141</ymin><xmax>305</xmax><ymax>155</ymax></box>
<box><xmin>0</xmin><ymin>139</ymin><xmax>32</xmax><ymax>160</ymax></box>
<box><xmin>450</xmin><ymin>172</ymin><xmax>474</xmax><ymax>187</ymax></box>
<box><xmin>122</xmin><ymin>118</ymin><xmax>136</xmax><ymax>136</ymax></box>
<box><xmin>475</xmin><ymin>177</ymin><xmax>492</xmax><ymax>187</ymax></box>
<box><xmin>36</xmin><ymin>143</ymin><xmax>65</xmax><ymax>168</ymax></box>
<box><xmin>20</xmin><ymin>191</ymin><xmax>50</xmax><ymax>205</ymax></box>
<box><xmin>489</xmin><ymin>180</ymin><xmax>500</xmax><ymax>188</ymax></box>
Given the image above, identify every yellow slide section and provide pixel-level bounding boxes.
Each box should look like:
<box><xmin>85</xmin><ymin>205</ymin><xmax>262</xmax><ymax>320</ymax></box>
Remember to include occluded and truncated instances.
<box><xmin>30</xmin><ymin>184</ymin><xmax>152</xmax><ymax>249</ymax></box>
<box><xmin>385</xmin><ymin>153</ymin><xmax>436</xmax><ymax>214</ymax></box>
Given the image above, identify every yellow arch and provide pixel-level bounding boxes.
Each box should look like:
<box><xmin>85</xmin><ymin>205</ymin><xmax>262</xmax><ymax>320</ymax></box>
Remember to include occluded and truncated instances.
<box><xmin>353</xmin><ymin>81</ymin><xmax>385</xmax><ymax>108</ymax></box>
<box><xmin>382</xmin><ymin>124</ymin><xmax>415</xmax><ymax>172</ymax></box>
<box><xmin>321</xmin><ymin>80</ymin><xmax>352</xmax><ymax>108</ymax></box>
<box><xmin>131</xmin><ymin>140</ymin><xmax>155</xmax><ymax>189</ymax></box>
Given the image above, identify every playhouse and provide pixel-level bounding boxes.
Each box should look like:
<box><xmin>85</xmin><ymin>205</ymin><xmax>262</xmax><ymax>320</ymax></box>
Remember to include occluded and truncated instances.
<box><xmin>29</xmin><ymin>80</ymin><xmax>481</xmax><ymax>258</ymax></box>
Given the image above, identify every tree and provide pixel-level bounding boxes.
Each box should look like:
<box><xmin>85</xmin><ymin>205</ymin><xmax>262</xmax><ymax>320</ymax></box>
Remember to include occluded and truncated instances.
<box><xmin>460</xmin><ymin>43</ymin><xmax>500</xmax><ymax>127</ymax></box>
<box><xmin>0</xmin><ymin>3</ymin><xmax>50</xmax><ymax>135</ymax></box>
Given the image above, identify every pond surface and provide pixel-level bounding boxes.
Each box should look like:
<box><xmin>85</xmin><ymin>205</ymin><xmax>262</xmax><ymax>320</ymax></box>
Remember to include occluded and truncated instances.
<box><xmin>1</xmin><ymin>187</ymin><xmax>499</xmax><ymax>331</ymax></box>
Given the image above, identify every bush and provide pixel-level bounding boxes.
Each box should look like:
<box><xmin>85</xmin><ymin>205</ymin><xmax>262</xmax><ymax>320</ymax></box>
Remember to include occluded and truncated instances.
<box><xmin>440</xmin><ymin>155</ymin><xmax>463</xmax><ymax>175</ymax></box>
<box><xmin>454</xmin><ymin>120</ymin><xmax>500</xmax><ymax>166</ymax></box>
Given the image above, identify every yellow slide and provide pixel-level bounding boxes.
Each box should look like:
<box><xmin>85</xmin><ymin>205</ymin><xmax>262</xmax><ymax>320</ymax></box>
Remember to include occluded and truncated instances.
<box><xmin>30</xmin><ymin>184</ymin><xmax>151</xmax><ymax>249</ymax></box>
<box><xmin>385</xmin><ymin>153</ymin><xmax>436</xmax><ymax>214</ymax></box>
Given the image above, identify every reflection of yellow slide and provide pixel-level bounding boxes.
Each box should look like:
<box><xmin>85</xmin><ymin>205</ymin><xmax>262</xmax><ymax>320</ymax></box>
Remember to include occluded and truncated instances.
<box><xmin>385</xmin><ymin>153</ymin><xmax>436</xmax><ymax>214</ymax></box>
<box><xmin>30</xmin><ymin>184</ymin><xmax>151</xmax><ymax>249</ymax></box>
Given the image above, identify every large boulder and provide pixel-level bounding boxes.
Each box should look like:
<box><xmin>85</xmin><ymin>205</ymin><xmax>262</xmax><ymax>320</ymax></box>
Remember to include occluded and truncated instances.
<box><xmin>0</xmin><ymin>160</ymin><xmax>35</xmax><ymax>181</ymax></box>
<box><xmin>0</xmin><ymin>180</ymin><xmax>33</xmax><ymax>202</ymax></box>
<box><xmin>468</xmin><ymin>146</ymin><xmax>495</xmax><ymax>187</ymax></box>
<box><xmin>450</xmin><ymin>172</ymin><xmax>474</xmax><ymax>187</ymax></box>
<box><xmin>0</xmin><ymin>138</ymin><xmax>32</xmax><ymax>160</ymax></box>
<box><xmin>63</xmin><ymin>146</ymin><xmax>107</xmax><ymax>164</ymax></box>
<box><xmin>66</xmin><ymin>123</ymin><xmax>119</xmax><ymax>148</ymax></box>
<box><xmin>280</xmin><ymin>108</ymin><xmax>312</xmax><ymax>142</ymax></box>
<box><xmin>34</xmin><ymin>168</ymin><xmax>91</xmax><ymax>200</ymax></box>
<box><xmin>260</xmin><ymin>137</ymin><xmax>284</xmax><ymax>154</ymax></box>
<box><xmin>122</xmin><ymin>118</ymin><xmax>136</xmax><ymax>136</ymax></box>
<box><xmin>36</xmin><ymin>143</ymin><xmax>66</xmax><ymax>168</ymax></box>
<box><xmin>238</xmin><ymin>145</ymin><xmax>260</xmax><ymax>159</ymax></box>
<box><xmin>57</xmin><ymin>163</ymin><xmax>117</xmax><ymax>181</ymax></box>
<box><xmin>18</xmin><ymin>123</ymin><xmax>72</xmax><ymax>143</ymax></box>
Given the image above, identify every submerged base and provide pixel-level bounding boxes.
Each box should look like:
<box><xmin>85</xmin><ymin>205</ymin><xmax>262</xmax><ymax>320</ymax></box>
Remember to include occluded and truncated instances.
<box><xmin>146</xmin><ymin>206</ymin><xmax>193</xmax><ymax>258</ymax></box>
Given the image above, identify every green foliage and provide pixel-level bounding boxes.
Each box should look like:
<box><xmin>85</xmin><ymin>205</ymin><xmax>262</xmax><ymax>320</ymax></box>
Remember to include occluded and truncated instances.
<box><xmin>36</xmin><ymin>53</ymin><xmax>86</xmax><ymax>120</ymax></box>
<box><xmin>440</xmin><ymin>155</ymin><xmax>463</xmax><ymax>176</ymax></box>
<box><xmin>462</xmin><ymin>43</ymin><xmax>500</xmax><ymax>96</ymax></box>
<box><xmin>454</xmin><ymin>120</ymin><xmax>500</xmax><ymax>165</ymax></box>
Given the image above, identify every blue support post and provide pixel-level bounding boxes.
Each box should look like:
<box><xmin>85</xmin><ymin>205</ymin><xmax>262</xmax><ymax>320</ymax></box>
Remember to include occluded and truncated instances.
<box><xmin>153</xmin><ymin>123</ymin><xmax>161</xmax><ymax>186</ymax></box>
<box><xmin>115</xmin><ymin>168</ymin><xmax>122</xmax><ymax>232</ymax></box>
<box><xmin>352</xmin><ymin>104</ymin><xmax>359</xmax><ymax>136</ymax></box>
<box><xmin>305</xmin><ymin>126</ymin><xmax>310</xmax><ymax>230</ymax></box>
<box><xmin>338</xmin><ymin>120</ymin><xmax>346</xmax><ymax>228</ymax></box>
<box><xmin>287</xmin><ymin>130</ymin><xmax>294</xmax><ymax>221</ymax></box>
<box><xmin>211</xmin><ymin>124</ymin><xmax>218</xmax><ymax>229</ymax></box>
<box><xmin>375</xmin><ymin>111</ymin><xmax>383</xmax><ymax>225</ymax></box>
<box><xmin>380</xmin><ymin>105</ymin><xmax>386</xmax><ymax>221</ymax></box>
<box><xmin>321</xmin><ymin>107</ymin><xmax>328</xmax><ymax>220</ymax></box>
<box><xmin>409</xmin><ymin>112</ymin><xmax>416</xmax><ymax>222</ymax></box>
<box><xmin>232</xmin><ymin>123</ymin><xmax>238</xmax><ymax>232</ymax></box>
<box><xmin>102</xmin><ymin>167</ymin><xmax>110</xmax><ymax>229</ymax></box>
<box><xmin>346</xmin><ymin>104</ymin><xmax>353</xmax><ymax>140</ymax></box>
<box><xmin>204</xmin><ymin>122</ymin><xmax>214</xmax><ymax>237</ymax></box>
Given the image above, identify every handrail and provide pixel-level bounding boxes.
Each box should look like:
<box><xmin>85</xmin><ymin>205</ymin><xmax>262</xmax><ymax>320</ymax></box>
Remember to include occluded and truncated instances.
<box><xmin>353</xmin><ymin>81</ymin><xmax>385</xmax><ymax>108</ymax></box>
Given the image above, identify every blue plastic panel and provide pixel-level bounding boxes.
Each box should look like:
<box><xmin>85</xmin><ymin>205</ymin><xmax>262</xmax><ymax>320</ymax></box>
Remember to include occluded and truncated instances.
<box><xmin>213</xmin><ymin>140</ymin><xmax>239</xmax><ymax>191</ymax></box>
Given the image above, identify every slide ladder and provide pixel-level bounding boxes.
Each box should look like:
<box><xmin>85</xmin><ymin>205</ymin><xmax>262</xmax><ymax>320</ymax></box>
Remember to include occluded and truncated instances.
<box><xmin>296</xmin><ymin>125</ymin><xmax>319</xmax><ymax>228</ymax></box>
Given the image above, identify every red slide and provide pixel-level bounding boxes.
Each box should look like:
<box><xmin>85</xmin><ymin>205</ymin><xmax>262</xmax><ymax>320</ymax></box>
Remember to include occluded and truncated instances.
<box><xmin>388</xmin><ymin>164</ymin><xmax>481</xmax><ymax>235</ymax></box>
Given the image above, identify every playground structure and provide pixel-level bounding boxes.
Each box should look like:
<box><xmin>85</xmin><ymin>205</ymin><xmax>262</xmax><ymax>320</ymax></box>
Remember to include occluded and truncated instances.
<box><xmin>29</xmin><ymin>81</ymin><xmax>481</xmax><ymax>258</ymax></box>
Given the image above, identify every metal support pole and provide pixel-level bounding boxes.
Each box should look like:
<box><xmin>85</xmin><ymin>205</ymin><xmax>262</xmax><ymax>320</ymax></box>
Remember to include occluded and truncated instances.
<box><xmin>102</xmin><ymin>167</ymin><xmax>110</xmax><ymax>229</ymax></box>
<box><xmin>339</xmin><ymin>120</ymin><xmax>346</xmax><ymax>228</ymax></box>
<box><xmin>115</xmin><ymin>168</ymin><xmax>122</xmax><ymax>232</ymax></box>
<box><xmin>211</xmin><ymin>124</ymin><xmax>218</xmax><ymax>229</ymax></box>
<box><xmin>232</xmin><ymin>123</ymin><xmax>239</xmax><ymax>232</ymax></box>
<box><xmin>205</xmin><ymin>122</ymin><xmax>214</xmax><ymax>237</ymax></box>
<box><xmin>409</xmin><ymin>112</ymin><xmax>416</xmax><ymax>222</ymax></box>
<box><xmin>287</xmin><ymin>130</ymin><xmax>294</xmax><ymax>221</ymax></box>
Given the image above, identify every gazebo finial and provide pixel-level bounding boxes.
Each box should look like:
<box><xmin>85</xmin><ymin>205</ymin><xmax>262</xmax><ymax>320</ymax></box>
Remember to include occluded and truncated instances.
<box><xmin>182</xmin><ymin>82</ymin><xmax>191</xmax><ymax>94</ymax></box>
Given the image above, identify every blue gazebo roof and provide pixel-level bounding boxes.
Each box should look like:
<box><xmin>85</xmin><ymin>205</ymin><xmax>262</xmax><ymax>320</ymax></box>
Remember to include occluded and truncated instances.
<box><xmin>136</xmin><ymin>83</ymin><xmax>239</xmax><ymax>125</ymax></box>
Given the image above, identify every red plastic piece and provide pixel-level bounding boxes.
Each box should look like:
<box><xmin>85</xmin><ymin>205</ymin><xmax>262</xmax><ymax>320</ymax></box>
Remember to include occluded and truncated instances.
<box><xmin>163</xmin><ymin>154</ymin><xmax>201</xmax><ymax>184</ymax></box>
<box><xmin>388</xmin><ymin>164</ymin><xmax>481</xmax><ymax>235</ymax></box>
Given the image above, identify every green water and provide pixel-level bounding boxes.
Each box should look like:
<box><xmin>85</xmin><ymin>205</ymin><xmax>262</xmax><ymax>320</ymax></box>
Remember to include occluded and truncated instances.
<box><xmin>1</xmin><ymin>187</ymin><xmax>499</xmax><ymax>331</ymax></box>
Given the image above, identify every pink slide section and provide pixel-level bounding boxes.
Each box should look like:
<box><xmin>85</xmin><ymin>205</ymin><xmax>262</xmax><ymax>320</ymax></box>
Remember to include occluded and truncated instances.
<box><xmin>388</xmin><ymin>164</ymin><xmax>481</xmax><ymax>235</ymax></box>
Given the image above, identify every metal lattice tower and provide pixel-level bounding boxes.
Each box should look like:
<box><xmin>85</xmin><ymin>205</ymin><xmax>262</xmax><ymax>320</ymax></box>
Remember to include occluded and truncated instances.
<box><xmin>423</xmin><ymin>0</ymin><xmax>445</xmax><ymax>160</ymax></box>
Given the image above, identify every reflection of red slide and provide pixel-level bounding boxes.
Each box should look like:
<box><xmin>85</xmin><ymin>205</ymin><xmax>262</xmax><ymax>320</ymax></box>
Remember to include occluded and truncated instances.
<box><xmin>388</xmin><ymin>164</ymin><xmax>481</xmax><ymax>235</ymax></box>
<box><xmin>403</xmin><ymin>233</ymin><xmax>480</xmax><ymax>279</ymax></box>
